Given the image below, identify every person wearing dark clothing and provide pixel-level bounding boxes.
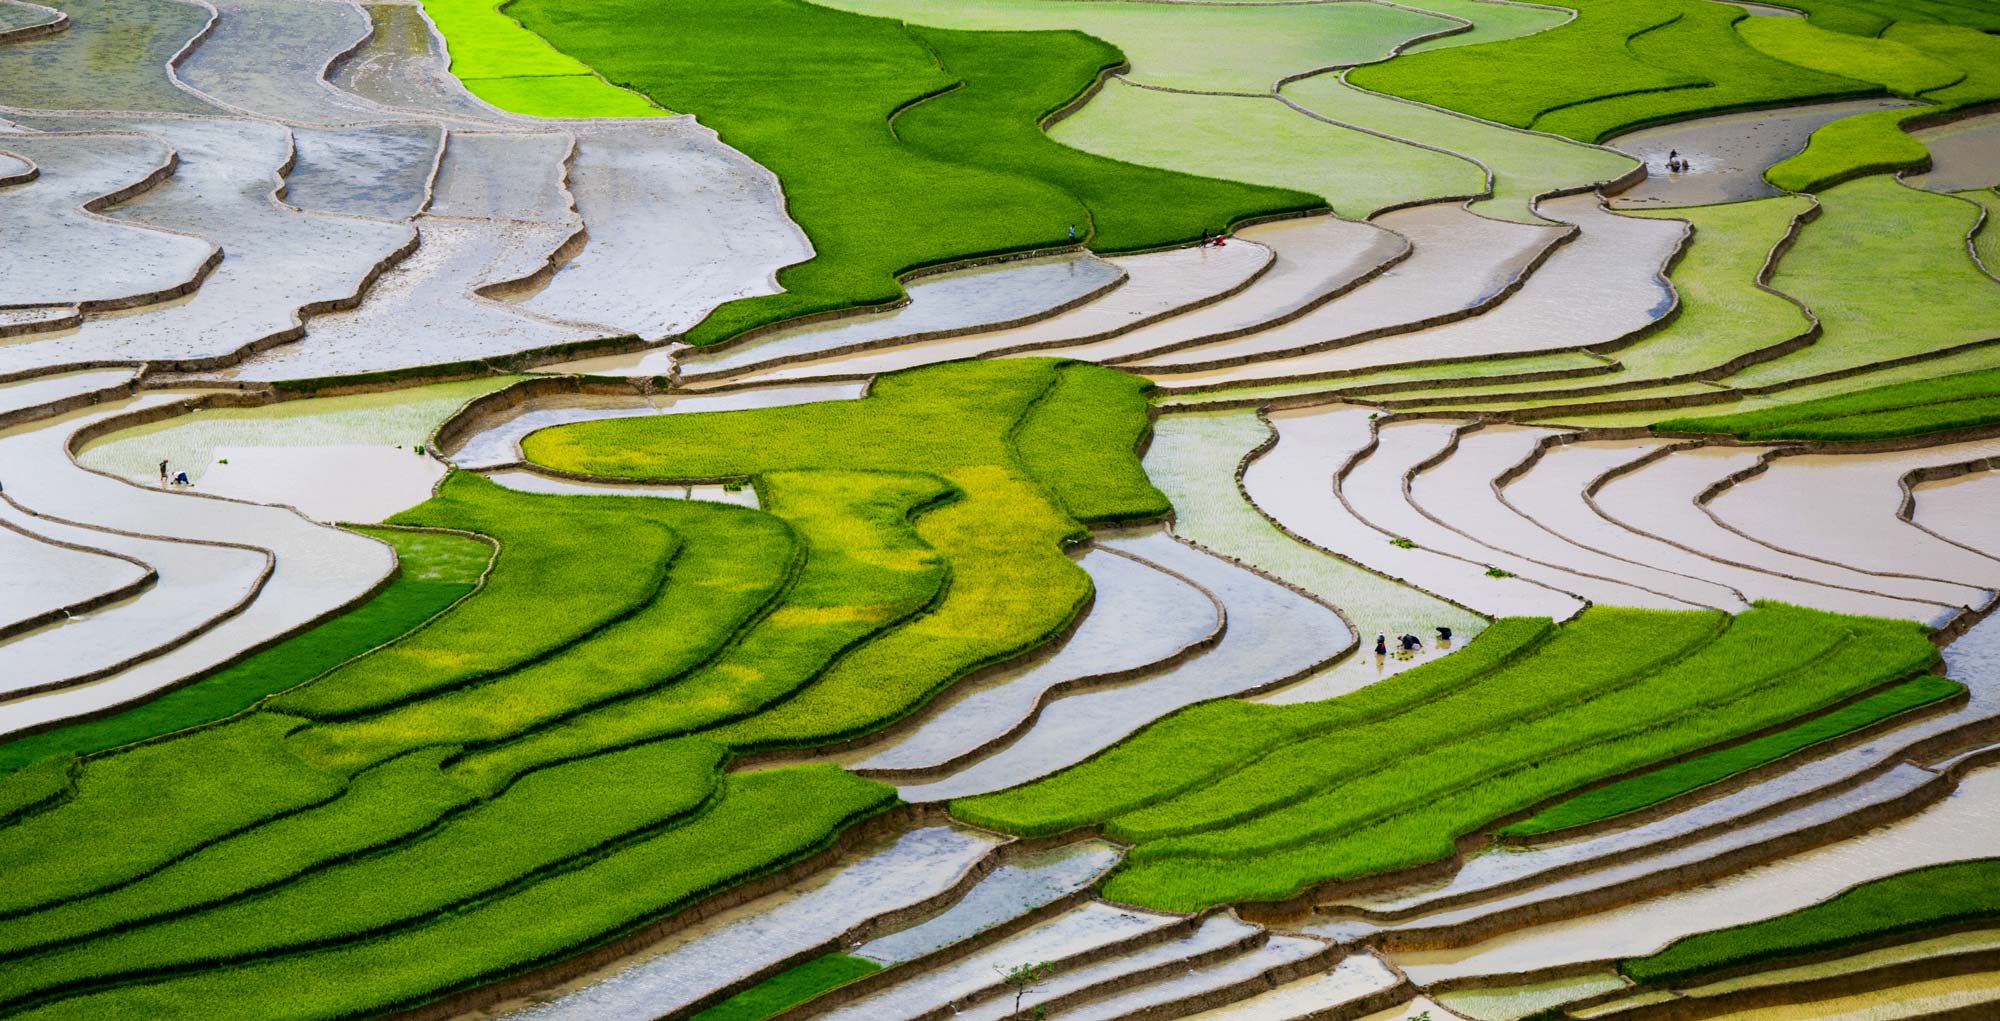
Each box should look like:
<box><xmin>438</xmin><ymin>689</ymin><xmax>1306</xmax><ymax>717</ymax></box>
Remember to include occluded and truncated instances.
<box><xmin>1399</xmin><ymin>633</ymin><xmax>1423</xmax><ymax>652</ymax></box>
<box><xmin>1436</xmin><ymin>625</ymin><xmax>1453</xmax><ymax>642</ymax></box>
<box><xmin>159</xmin><ymin>459</ymin><xmax>170</xmax><ymax>485</ymax></box>
<box><xmin>1375</xmin><ymin>633</ymin><xmax>1388</xmax><ymax>656</ymax></box>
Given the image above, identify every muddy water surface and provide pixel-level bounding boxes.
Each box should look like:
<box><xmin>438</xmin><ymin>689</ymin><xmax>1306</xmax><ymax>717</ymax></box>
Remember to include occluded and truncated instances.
<box><xmin>1182</xmin><ymin>953</ymin><xmax>1405</xmax><ymax>1020</ymax></box>
<box><xmin>1707</xmin><ymin>441</ymin><xmax>2000</xmax><ymax>596</ymax></box>
<box><xmin>1913</xmin><ymin>467</ymin><xmax>2000</xmax><ymax>552</ymax></box>
<box><xmin>515</xmin><ymin>121</ymin><xmax>814</xmax><ymax>343</ymax></box>
<box><xmin>0</xmin><ymin>132</ymin><xmax>217</xmax><ymax>311</ymax></box>
<box><xmin>816</xmin><ymin>902</ymin><xmax>1183</xmax><ymax>1021</ymax></box>
<box><xmin>854</xmin><ymin>840</ymin><xmax>1121</xmax><ymax>965</ymax></box>
<box><xmin>1135</xmin><ymin>203</ymin><xmax>1564</xmax><ymax>378</ymax></box>
<box><xmin>730</xmin><ymin>242</ymin><xmax>1271</xmax><ymax>386</ymax></box>
<box><xmin>1593</xmin><ymin>445</ymin><xmax>1953</xmax><ymax>622</ymax></box>
<box><xmin>477</xmin><ymin>826</ymin><xmax>1002</xmax><ymax>1021</ymax></box>
<box><xmin>1388</xmin><ymin>764</ymin><xmax>2000</xmax><ymax>985</ymax></box>
<box><xmin>673</xmin><ymin>254</ymin><xmax>1121</xmax><ymax>380</ymax></box>
<box><xmin>898</xmin><ymin>529</ymin><xmax>1346</xmax><ymax>801</ymax></box>
<box><xmin>1906</xmin><ymin>112</ymin><xmax>2000</xmax><ymax>193</ymax></box>
<box><xmin>0</xmin><ymin>396</ymin><xmax>394</xmax><ymax>734</ymax></box>
<box><xmin>1037</xmin><ymin>215</ymin><xmax>1406</xmax><ymax>364</ymax></box>
<box><xmin>841</xmin><ymin>547</ymin><xmax>1219</xmax><ymax>773</ymax></box>
<box><xmin>1408</xmin><ymin>424</ymin><xmax>1705</xmax><ymax>609</ymax></box>
<box><xmin>193</xmin><ymin>444</ymin><xmax>445</xmax><ymax>522</ymax></box>
<box><xmin>5</xmin><ymin>116</ymin><xmax>414</xmax><ymax>378</ymax></box>
<box><xmin>284</xmin><ymin>124</ymin><xmax>442</xmax><ymax>220</ymax></box>
<box><xmin>1608</xmin><ymin>98</ymin><xmax>1918</xmax><ymax>208</ymax></box>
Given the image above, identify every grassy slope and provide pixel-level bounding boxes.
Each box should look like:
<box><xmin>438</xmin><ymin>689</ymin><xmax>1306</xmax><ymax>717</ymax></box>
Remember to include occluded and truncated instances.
<box><xmin>0</xmin><ymin>715</ymin><xmax>344</xmax><ymax>917</ymax></box>
<box><xmin>0</xmin><ymin>528</ymin><xmax>488</xmax><ymax>776</ymax></box>
<box><xmin>1279</xmin><ymin>75</ymin><xmax>1636</xmax><ymax>224</ymax></box>
<box><xmin>1766</xmin><ymin>22</ymin><xmax>2000</xmax><ymax>192</ymax></box>
<box><xmin>524</xmin><ymin>360</ymin><xmax>1162</xmax><ymax>750</ymax></box>
<box><xmin>1012</xmin><ymin>363</ymin><xmax>1168</xmax><ymax>523</ymax></box>
<box><xmin>1501</xmin><ymin>674</ymin><xmax>1963</xmax><ymax>837</ymax></box>
<box><xmin>1347</xmin><ymin>0</ymin><xmax>1878</xmax><ymax>144</ymax></box>
<box><xmin>270</xmin><ymin>474</ymin><xmax>687</xmax><ymax>719</ymax></box>
<box><xmin>0</xmin><ymin>741</ymin><xmax>725</xmax><ymax>1009</ymax></box>
<box><xmin>6</xmin><ymin>768</ymin><xmax>894</xmax><ymax>1021</ymax></box>
<box><xmin>446</xmin><ymin>469</ymin><xmax>953</xmax><ymax>791</ymax></box>
<box><xmin>691</xmin><ymin>954</ymin><xmax>882</xmax><ymax>1021</ymax></box>
<box><xmin>506</xmin><ymin>0</ymin><xmax>1317</xmax><ymax>347</ymax></box>
<box><xmin>289</xmin><ymin>502</ymin><xmax>795</xmax><ymax>777</ymax></box>
<box><xmin>896</xmin><ymin>26</ymin><xmax>1322</xmax><ymax>252</ymax></box>
<box><xmin>812</xmin><ymin>0</ymin><xmax>1455</xmax><ymax>95</ymax></box>
<box><xmin>963</xmin><ymin>606</ymin><xmax>1938</xmax><ymax>912</ymax></box>
<box><xmin>1623</xmin><ymin>858</ymin><xmax>2000</xmax><ymax>984</ymax></box>
<box><xmin>419</xmin><ymin>0</ymin><xmax>661</xmax><ymax>116</ymax></box>
<box><xmin>1725</xmin><ymin>175</ymin><xmax>1999</xmax><ymax>389</ymax></box>
<box><xmin>953</xmin><ymin>617</ymin><xmax>1554</xmax><ymax>836</ymax></box>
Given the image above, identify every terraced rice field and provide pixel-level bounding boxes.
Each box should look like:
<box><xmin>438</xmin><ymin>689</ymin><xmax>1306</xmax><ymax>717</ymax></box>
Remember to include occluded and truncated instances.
<box><xmin>3</xmin><ymin>0</ymin><xmax>1999</xmax><ymax>1017</ymax></box>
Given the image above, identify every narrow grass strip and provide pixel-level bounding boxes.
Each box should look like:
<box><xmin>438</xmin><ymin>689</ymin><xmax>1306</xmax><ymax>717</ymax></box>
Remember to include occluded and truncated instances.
<box><xmin>1662</xmin><ymin>367</ymin><xmax>2000</xmax><ymax>440</ymax></box>
<box><xmin>0</xmin><ymin>740</ymin><xmax>726</xmax><ymax>1011</ymax></box>
<box><xmin>0</xmin><ymin>528</ymin><xmax>488</xmax><ymax>776</ymax></box>
<box><xmin>949</xmin><ymin>617</ymin><xmax>1555</xmax><ymax>837</ymax></box>
<box><xmin>1623</xmin><ymin>858</ymin><xmax>2000</xmax><ymax>984</ymax></box>
<box><xmin>691</xmin><ymin>954</ymin><xmax>882</xmax><ymax>1021</ymax></box>
<box><xmin>6</xmin><ymin>768</ymin><xmax>895</xmax><ymax>1021</ymax></box>
<box><xmin>1502</xmin><ymin>674</ymin><xmax>1964</xmax><ymax>837</ymax></box>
